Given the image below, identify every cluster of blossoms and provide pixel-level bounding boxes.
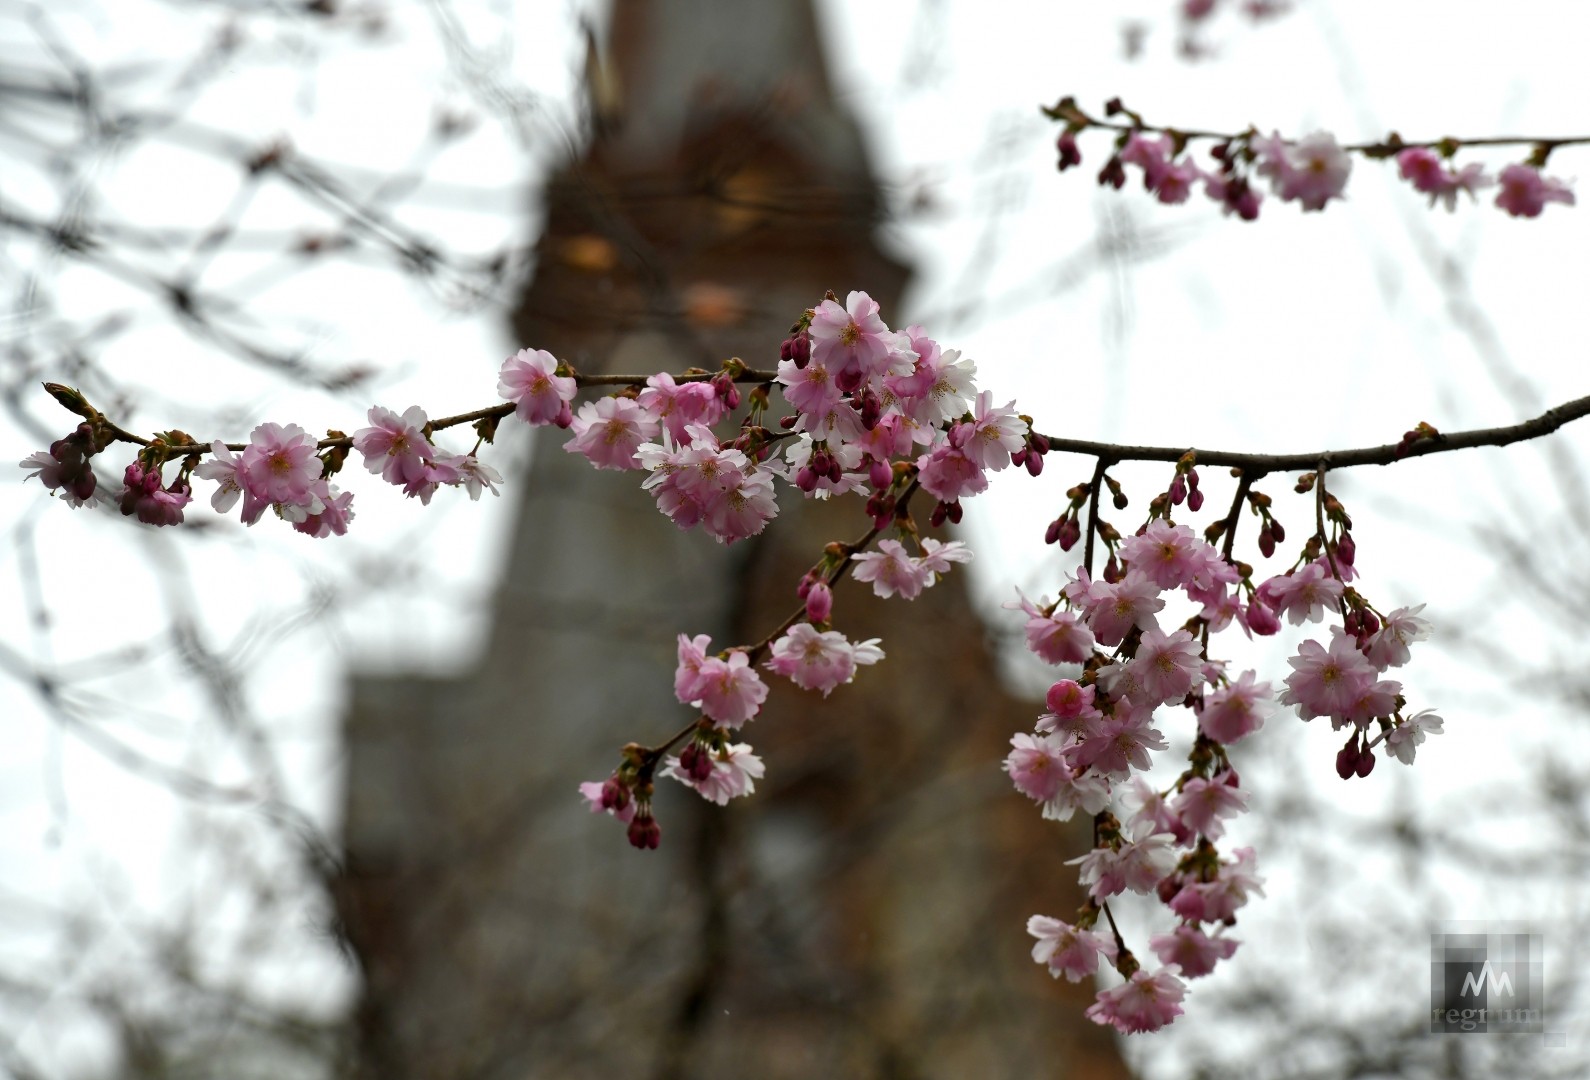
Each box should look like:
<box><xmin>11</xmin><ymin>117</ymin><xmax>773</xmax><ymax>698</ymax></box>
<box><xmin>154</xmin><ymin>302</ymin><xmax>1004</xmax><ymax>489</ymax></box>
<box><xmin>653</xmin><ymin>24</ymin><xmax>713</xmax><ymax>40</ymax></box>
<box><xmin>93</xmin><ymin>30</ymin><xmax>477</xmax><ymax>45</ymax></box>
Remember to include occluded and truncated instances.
<box><xmin>24</xmin><ymin>288</ymin><xmax>1451</xmax><ymax>1037</ymax></box>
<box><xmin>1006</xmin><ymin>467</ymin><xmax>1438</xmax><ymax>1033</ymax></box>
<box><xmin>1052</xmin><ymin>97</ymin><xmax>1578</xmax><ymax>220</ymax></box>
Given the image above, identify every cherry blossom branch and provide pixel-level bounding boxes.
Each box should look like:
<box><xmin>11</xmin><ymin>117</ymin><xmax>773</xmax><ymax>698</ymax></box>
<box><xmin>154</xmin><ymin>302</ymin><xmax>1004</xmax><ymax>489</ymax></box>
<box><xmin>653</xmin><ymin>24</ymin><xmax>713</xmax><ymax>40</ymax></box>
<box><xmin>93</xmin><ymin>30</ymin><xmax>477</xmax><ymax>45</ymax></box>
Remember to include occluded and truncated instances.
<box><xmin>1047</xmin><ymin>96</ymin><xmax>1581</xmax><ymax>218</ymax></box>
<box><xmin>1045</xmin><ymin>96</ymin><xmax>1590</xmax><ymax>158</ymax></box>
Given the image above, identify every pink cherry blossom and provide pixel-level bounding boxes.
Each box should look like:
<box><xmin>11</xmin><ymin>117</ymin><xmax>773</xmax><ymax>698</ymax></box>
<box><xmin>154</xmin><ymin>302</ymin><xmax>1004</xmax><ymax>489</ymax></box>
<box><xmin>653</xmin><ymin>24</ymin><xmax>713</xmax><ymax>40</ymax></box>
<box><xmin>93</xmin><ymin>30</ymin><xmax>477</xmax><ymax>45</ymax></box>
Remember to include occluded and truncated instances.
<box><xmin>675</xmin><ymin>633</ymin><xmax>714</xmax><ymax>703</ymax></box>
<box><xmin>1364</xmin><ymin>603</ymin><xmax>1431</xmax><ymax>670</ymax></box>
<box><xmin>914</xmin><ymin>442</ymin><xmax>988</xmax><ymax>504</ymax></box>
<box><xmin>1119</xmin><ymin>520</ymin><xmax>1204</xmax><ymax>591</ymax></box>
<box><xmin>239</xmin><ymin>422</ymin><xmax>322</xmax><ymax>510</ymax></box>
<box><xmin>636</xmin><ymin>372</ymin><xmax>724</xmax><ymax>441</ymax></box>
<box><xmin>1171</xmin><ymin>777</ymin><xmax>1250</xmax><ymax>840</ymax></box>
<box><xmin>1280</xmin><ymin>630</ymin><xmax>1377</xmax><ymax>721</ymax></box>
<box><xmin>353</xmin><ymin>405</ymin><xmax>435</xmax><ymax>487</ymax></box>
<box><xmin>852</xmin><ymin>539</ymin><xmax>933</xmax><ymax>600</ymax></box>
<box><xmin>918</xmin><ymin>538</ymin><xmax>973</xmax><ymax>576</ymax></box>
<box><xmin>1130</xmin><ymin>628</ymin><xmax>1203</xmax><ymax>705</ymax></box>
<box><xmin>1085</xmin><ymin>967</ymin><xmax>1186</xmax><ymax>1035</ymax></box>
<box><xmin>1396</xmin><ymin>148</ymin><xmax>1492</xmax><ymax>210</ymax></box>
<box><xmin>775</xmin><ymin>355</ymin><xmax>844</xmax><ymax>419</ymax></box>
<box><xmin>21</xmin><ymin>432</ymin><xmax>102</xmax><ymax>507</ymax></box>
<box><xmin>765</xmin><ymin>624</ymin><xmax>884</xmax><ymax>696</ymax></box>
<box><xmin>1256</xmin><ymin>562</ymin><xmax>1343</xmax><ymax>625</ymax></box>
<box><xmin>958</xmin><ymin>391</ymin><xmax>1026</xmax><ymax>472</ymax></box>
<box><xmin>663</xmin><ymin>743</ymin><xmax>765</xmax><ymax>805</ymax></box>
<box><xmin>1004</xmin><ymin>733</ymin><xmax>1069</xmax><ymax>803</ymax></box>
<box><xmin>1085</xmin><ymin>570</ymin><xmax>1166</xmax><ymax>647</ymax></box>
<box><xmin>1254</xmin><ymin>130</ymin><xmax>1351</xmax><ymax>211</ymax></box>
<box><xmin>690</xmin><ymin>651</ymin><xmax>768</xmax><ymax>729</ymax></box>
<box><xmin>1119</xmin><ymin>775</ymin><xmax>1190</xmax><ymax>845</ymax></box>
<box><xmin>564</xmin><ymin>396</ymin><xmax>660</xmax><ymax>471</ymax></box>
<box><xmin>1027</xmin><ymin>916</ymin><xmax>1118</xmax><ymax>982</ymax></box>
<box><xmin>1384</xmin><ymin>708</ymin><xmax>1444</xmax><ymax>764</ymax></box>
<box><xmin>1174</xmin><ymin>846</ymin><xmax>1266</xmax><ymax>924</ymax></box>
<box><xmin>498</xmin><ymin>347</ymin><xmax>576</xmax><ymax>427</ymax></box>
<box><xmin>808</xmin><ymin>290</ymin><xmax>911</xmax><ymax>390</ymax></box>
<box><xmin>1067</xmin><ymin>704</ymin><xmax>1168</xmax><ymax>778</ymax></box>
<box><xmin>1494</xmin><ymin>163</ymin><xmax>1576</xmax><ymax>218</ymax></box>
<box><xmin>1149</xmin><ymin>924</ymin><xmax>1238</xmax><ymax>979</ymax></box>
<box><xmin>1197</xmin><ymin>671</ymin><xmax>1272</xmax><ymax>744</ymax></box>
<box><xmin>1070</xmin><ymin>825</ymin><xmax>1178</xmax><ymax>900</ymax></box>
<box><xmin>118</xmin><ymin>462</ymin><xmax>192</xmax><ymax>527</ymax></box>
<box><xmin>193</xmin><ymin>441</ymin><xmax>246</xmax><ymax>513</ymax></box>
<box><xmin>1041</xmin><ymin>768</ymin><xmax>1113</xmax><ymax>822</ymax></box>
<box><xmin>292</xmin><ymin>482</ymin><xmax>356</xmax><ymax>538</ymax></box>
<box><xmin>1007</xmin><ymin>590</ymin><xmax>1097</xmax><ymax>665</ymax></box>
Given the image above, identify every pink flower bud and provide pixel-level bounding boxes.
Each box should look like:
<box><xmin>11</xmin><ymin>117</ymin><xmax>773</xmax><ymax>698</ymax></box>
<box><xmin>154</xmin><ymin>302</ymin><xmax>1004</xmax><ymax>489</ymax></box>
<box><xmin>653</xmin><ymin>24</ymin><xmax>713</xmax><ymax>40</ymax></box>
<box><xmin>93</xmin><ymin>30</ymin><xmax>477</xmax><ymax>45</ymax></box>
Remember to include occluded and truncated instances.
<box><xmin>1245</xmin><ymin>599</ymin><xmax>1281</xmax><ymax>636</ymax></box>
<box><xmin>805</xmin><ymin>580</ymin><xmax>833</xmax><ymax>624</ymax></box>
<box><xmin>1186</xmin><ymin>487</ymin><xmax>1203</xmax><ymax>511</ymax></box>
<box><xmin>1057</xmin><ymin>516</ymin><xmax>1081</xmax><ymax>551</ymax></box>
<box><xmin>869</xmin><ymin>458</ymin><xmax>893</xmax><ymax>490</ymax></box>
<box><xmin>1025</xmin><ymin>452</ymin><xmax>1044</xmax><ymax>477</ymax></box>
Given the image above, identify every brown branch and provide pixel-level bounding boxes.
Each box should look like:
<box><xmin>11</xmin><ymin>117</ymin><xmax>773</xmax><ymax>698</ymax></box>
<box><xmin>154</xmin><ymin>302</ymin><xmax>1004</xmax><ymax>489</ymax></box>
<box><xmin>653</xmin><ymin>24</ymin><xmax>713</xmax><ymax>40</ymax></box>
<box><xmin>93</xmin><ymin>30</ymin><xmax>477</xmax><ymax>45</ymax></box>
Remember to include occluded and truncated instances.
<box><xmin>1036</xmin><ymin>393</ymin><xmax>1590</xmax><ymax>472</ymax></box>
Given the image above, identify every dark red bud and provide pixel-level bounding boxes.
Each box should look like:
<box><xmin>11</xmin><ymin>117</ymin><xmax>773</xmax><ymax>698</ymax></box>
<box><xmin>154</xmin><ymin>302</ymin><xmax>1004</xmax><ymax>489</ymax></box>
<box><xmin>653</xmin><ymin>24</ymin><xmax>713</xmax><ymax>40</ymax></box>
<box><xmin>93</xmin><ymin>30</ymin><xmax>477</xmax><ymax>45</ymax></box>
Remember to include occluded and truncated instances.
<box><xmin>1025</xmin><ymin>452</ymin><xmax>1044</xmax><ymax>477</ymax></box>
<box><xmin>1337</xmin><ymin>530</ymin><xmax>1356</xmax><ymax>566</ymax></box>
<box><xmin>1355</xmin><ymin>747</ymin><xmax>1376</xmax><ymax>778</ymax></box>
<box><xmin>1187</xmin><ymin>487</ymin><xmax>1204</xmax><ymax>512</ymax></box>
<box><xmin>1269</xmin><ymin>520</ymin><xmax>1285</xmax><ymax>543</ymax></box>
<box><xmin>1058</xmin><ymin>516</ymin><xmax>1081</xmax><ymax>550</ymax></box>
<box><xmin>1335</xmin><ymin>744</ymin><xmax>1357</xmax><ymax>780</ymax></box>
<box><xmin>627</xmin><ymin>813</ymin><xmax>661</xmax><ymax>850</ymax></box>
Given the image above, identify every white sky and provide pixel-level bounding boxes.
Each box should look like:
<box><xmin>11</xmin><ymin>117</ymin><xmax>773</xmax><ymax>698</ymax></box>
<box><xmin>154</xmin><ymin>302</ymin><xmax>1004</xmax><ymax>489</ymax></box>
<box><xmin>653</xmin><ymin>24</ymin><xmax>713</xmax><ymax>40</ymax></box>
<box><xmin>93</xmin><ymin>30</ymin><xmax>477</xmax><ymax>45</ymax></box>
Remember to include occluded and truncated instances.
<box><xmin>3</xmin><ymin>0</ymin><xmax>1588</xmax><ymax>1074</ymax></box>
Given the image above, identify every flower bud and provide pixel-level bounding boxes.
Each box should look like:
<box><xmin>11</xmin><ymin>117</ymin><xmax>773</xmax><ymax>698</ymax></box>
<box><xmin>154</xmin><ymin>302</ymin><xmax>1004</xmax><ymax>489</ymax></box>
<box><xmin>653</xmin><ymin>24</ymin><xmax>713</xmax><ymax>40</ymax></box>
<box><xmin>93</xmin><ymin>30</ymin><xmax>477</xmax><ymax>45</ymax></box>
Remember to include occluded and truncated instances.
<box><xmin>1257</xmin><ymin>526</ymin><xmax>1275</xmax><ymax>559</ymax></box>
<box><xmin>1335</xmin><ymin>743</ymin><xmax>1357</xmax><ymax>780</ymax></box>
<box><xmin>1044</xmin><ymin>518</ymin><xmax>1063</xmax><ymax>546</ymax></box>
<box><xmin>1336</xmin><ymin>530</ymin><xmax>1356</xmax><ymax>566</ymax></box>
<box><xmin>1057</xmin><ymin>131</ymin><xmax>1082</xmax><ymax>171</ymax></box>
<box><xmin>835</xmin><ymin>366</ymin><xmax>864</xmax><ymax>394</ymax></box>
<box><xmin>1169</xmin><ymin>475</ymin><xmax>1187</xmax><ymax>505</ymax></box>
<box><xmin>1355</xmin><ymin>747</ymin><xmax>1376</xmax><ymax>777</ymax></box>
<box><xmin>1057</xmin><ymin>516</ymin><xmax>1081</xmax><ymax>550</ymax></box>
<box><xmin>627</xmin><ymin>812</ymin><xmax>661</xmax><ymax>850</ymax></box>
<box><xmin>869</xmin><ymin>458</ymin><xmax>893</xmax><ymax>490</ymax></box>
<box><xmin>805</xmin><ymin>580</ymin><xmax>833</xmax><ymax>624</ymax></box>
<box><xmin>600</xmin><ymin>777</ymin><xmax>630</xmax><ymax>812</ymax></box>
<box><xmin>1245</xmin><ymin>599</ymin><xmax>1281</xmax><ymax>636</ymax></box>
<box><xmin>1187</xmin><ymin>487</ymin><xmax>1204</xmax><ymax>511</ymax></box>
<box><xmin>1025</xmin><ymin>452</ymin><xmax>1044</xmax><ymax>477</ymax></box>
